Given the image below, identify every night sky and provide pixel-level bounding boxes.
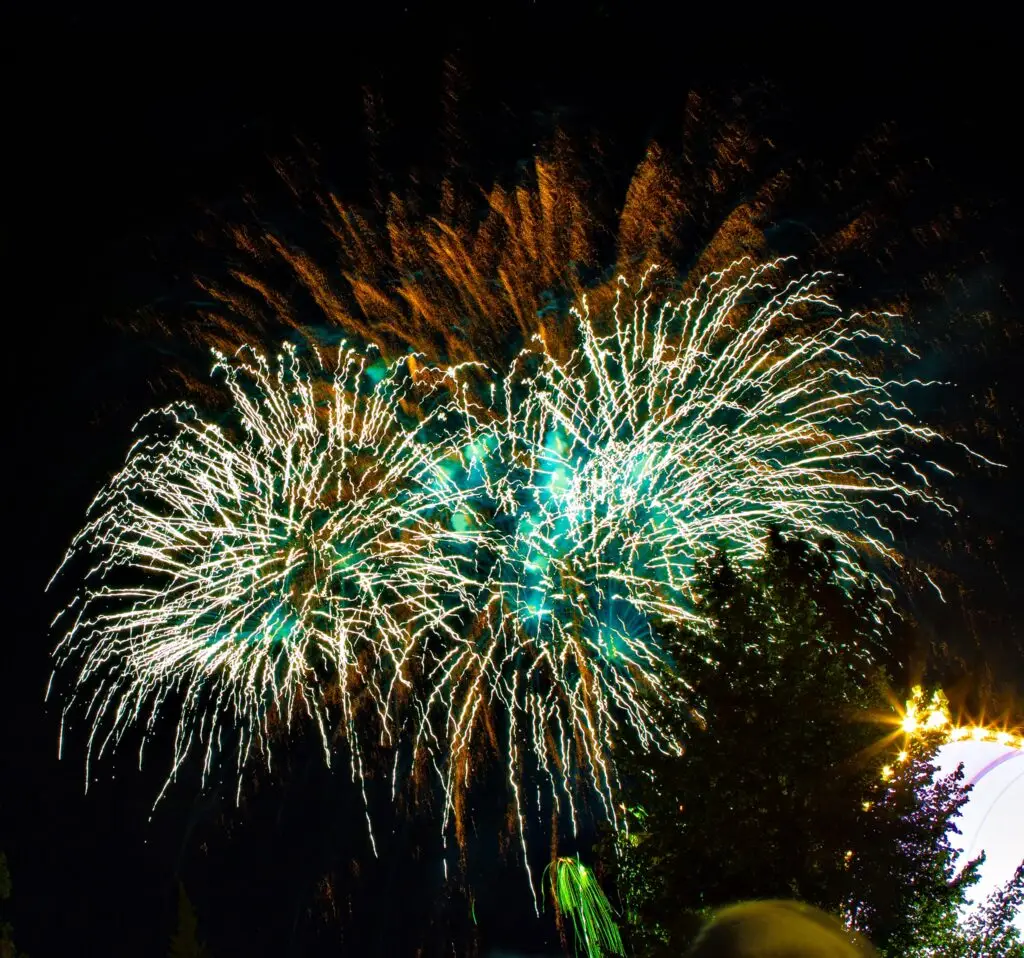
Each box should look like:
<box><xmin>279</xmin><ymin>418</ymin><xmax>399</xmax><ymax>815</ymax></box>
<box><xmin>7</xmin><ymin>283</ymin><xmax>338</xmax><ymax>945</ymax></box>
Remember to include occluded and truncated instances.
<box><xmin>3</xmin><ymin>9</ymin><xmax>1021</xmax><ymax>957</ymax></box>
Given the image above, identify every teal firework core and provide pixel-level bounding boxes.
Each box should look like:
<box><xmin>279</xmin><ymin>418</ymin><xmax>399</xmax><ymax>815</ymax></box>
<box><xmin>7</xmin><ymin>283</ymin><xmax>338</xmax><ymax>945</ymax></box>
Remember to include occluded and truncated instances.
<box><xmin>49</xmin><ymin>258</ymin><xmax>988</xmax><ymax>891</ymax></box>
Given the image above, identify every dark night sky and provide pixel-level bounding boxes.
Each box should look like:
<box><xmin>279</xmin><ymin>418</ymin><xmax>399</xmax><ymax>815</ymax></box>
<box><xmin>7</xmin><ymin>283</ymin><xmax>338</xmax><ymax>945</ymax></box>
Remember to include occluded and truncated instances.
<box><xmin>2</xmin><ymin>8</ymin><xmax>1021</xmax><ymax>957</ymax></box>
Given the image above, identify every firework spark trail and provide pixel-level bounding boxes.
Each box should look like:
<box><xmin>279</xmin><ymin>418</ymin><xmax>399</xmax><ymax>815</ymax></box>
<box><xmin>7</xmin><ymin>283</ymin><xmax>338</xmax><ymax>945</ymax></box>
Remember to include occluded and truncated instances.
<box><xmin>48</xmin><ymin>341</ymin><xmax>471</xmax><ymax>812</ymax></box>
<box><xmin>411</xmin><ymin>258</ymin><xmax>986</xmax><ymax>894</ymax></box>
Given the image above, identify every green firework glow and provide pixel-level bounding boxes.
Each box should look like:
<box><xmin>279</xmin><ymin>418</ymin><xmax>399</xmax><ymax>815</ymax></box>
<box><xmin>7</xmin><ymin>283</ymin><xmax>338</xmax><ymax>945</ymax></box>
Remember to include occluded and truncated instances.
<box><xmin>545</xmin><ymin>857</ymin><xmax>624</xmax><ymax>957</ymax></box>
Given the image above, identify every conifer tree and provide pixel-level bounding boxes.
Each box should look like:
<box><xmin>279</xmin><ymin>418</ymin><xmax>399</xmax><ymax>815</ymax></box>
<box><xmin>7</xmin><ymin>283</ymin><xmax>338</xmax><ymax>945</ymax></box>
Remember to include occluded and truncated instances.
<box><xmin>169</xmin><ymin>884</ymin><xmax>209</xmax><ymax>958</ymax></box>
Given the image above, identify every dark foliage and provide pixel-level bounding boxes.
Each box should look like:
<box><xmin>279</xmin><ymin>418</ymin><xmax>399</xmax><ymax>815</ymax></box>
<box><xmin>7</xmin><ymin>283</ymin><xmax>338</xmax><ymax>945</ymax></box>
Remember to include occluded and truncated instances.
<box><xmin>601</xmin><ymin>531</ymin><xmax>1018</xmax><ymax>956</ymax></box>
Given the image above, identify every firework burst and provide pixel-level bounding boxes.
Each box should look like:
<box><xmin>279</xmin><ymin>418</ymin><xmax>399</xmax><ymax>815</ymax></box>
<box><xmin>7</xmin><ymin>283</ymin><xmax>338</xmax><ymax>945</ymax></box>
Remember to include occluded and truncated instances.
<box><xmin>51</xmin><ymin>256</ymin><xmax>988</xmax><ymax>894</ymax></box>
<box><xmin>48</xmin><ymin>82</ymin><xmax>1005</xmax><ymax>910</ymax></box>
<box><xmin>404</xmin><ymin>257</ymin><xmax>989</xmax><ymax>899</ymax></box>
<box><xmin>49</xmin><ymin>341</ymin><xmax>469</xmax><ymax>811</ymax></box>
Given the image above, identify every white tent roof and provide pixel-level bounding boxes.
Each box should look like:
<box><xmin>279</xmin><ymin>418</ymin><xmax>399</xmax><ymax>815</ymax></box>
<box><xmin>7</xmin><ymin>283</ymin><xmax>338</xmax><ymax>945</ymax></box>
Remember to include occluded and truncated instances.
<box><xmin>935</xmin><ymin>740</ymin><xmax>1023</xmax><ymax>931</ymax></box>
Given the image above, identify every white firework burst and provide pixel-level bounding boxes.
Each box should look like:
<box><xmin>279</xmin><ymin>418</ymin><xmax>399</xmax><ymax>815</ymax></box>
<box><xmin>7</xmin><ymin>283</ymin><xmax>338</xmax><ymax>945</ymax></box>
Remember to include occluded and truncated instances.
<box><xmin>49</xmin><ymin>341</ymin><xmax>468</xmax><ymax>812</ymax></box>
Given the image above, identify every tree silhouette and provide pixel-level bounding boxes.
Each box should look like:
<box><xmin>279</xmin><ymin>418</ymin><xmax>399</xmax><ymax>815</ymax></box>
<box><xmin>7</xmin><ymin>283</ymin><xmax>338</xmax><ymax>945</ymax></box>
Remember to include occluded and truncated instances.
<box><xmin>169</xmin><ymin>884</ymin><xmax>210</xmax><ymax>958</ymax></box>
<box><xmin>1</xmin><ymin>852</ymin><xmax>27</xmax><ymax>958</ymax></box>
